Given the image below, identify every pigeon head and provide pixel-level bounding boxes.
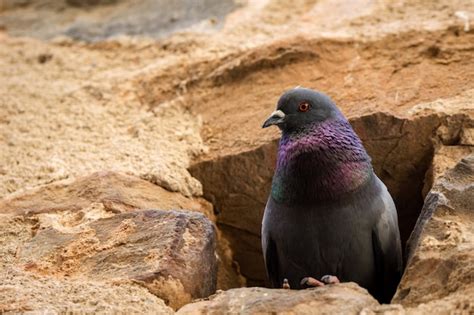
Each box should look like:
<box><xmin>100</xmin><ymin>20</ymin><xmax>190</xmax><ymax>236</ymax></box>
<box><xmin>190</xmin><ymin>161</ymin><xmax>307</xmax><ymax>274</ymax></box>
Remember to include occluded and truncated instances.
<box><xmin>262</xmin><ymin>87</ymin><xmax>342</xmax><ymax>134</ymax></box>
<box><xmin>263</xmin><ymin>87</ymin><xmax>373</xmax><ymax>203</ymax></box>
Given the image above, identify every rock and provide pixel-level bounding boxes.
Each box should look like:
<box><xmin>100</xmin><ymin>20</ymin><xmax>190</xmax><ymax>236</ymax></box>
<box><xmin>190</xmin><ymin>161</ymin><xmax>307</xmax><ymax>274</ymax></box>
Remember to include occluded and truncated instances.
<box><xmin>215</xmin><ymin>231</ymin><xmax>247</xmax><ymax>290</ymax></box>
<box><xmin>422</xmin><ymin>145</ymin><xmax>474</xmax><ymax>196</ymax></box>
<box><xmin>177</xmin><ymin>283</ymin><xmax>379</xmax><ymax>315</ymax></box>
<box><xmin>360</xmin><ymin>304</ymin><xmax>406</xmax><ymax>315</ymax></box>
<box><xmin>8</xmin><ymin>209</ymin><xmax>217</xmax><ymax>310</ymax></box>
<box><xmin>0</xmin><ymin>171</ymin><xmax>214</xmax><ymax>219</ymax></box>
<box><xmin>0</xmin><ymin>35</ymin><xmax>207</xmax><ymax>198</ymax></box>
<box><xmin>0</xmin><ymin>268</ymin><xmax>173</xmax><ymax>314</ymax></box>
<box><xmin>0</xmin><ymin>214</ymin><xmax>173</xmax><ymax>314</ymax></box>
<box><xmin>65</xmin><ymin>0</ymin><xmax>118</xmax><ymax>7</ymax></box>
<box><xmin>0</xmin><ymin>172</ymin><xmax>224</xmax><ymax>309</ymax></box>
<box><xmin>393</xmin><ymin>155</ymin><xmax>474</xmax><ymax>312</ymax></box>
<box><xmin>460</xmin><ymin>127</ymin><xmax>474</xmax><ymax>145</ymax></box>
<box><xmin>0</xmin><ymin>171</ymin><xmax>244</xmax><ymax>294</ymax></box>
<box><xmin>190</xmin><ymin>141</ymin><xmax>276</xmax><ymax>285</ymax></box>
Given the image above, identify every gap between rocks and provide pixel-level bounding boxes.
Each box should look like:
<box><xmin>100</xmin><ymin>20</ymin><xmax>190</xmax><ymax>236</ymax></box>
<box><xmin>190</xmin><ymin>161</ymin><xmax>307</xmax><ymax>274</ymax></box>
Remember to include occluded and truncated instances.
<box><xmin>190</xmin><ymin>112</ymin><xmax>473</xmax><ymax>288</ymax></box>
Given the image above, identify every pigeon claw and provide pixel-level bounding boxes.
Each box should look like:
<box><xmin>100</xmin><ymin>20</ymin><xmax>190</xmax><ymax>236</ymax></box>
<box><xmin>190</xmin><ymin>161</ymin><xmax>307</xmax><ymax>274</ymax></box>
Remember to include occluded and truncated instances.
<box><xmin>282</xmin><ymin>278</ymin><xmax>290</xmax><ymax>289</ymax></box>
<box><xmin>321</xmin><ymin>275</ymin><xmax>340</xmax><ymax>285</ymax></box>
<box><xmin>300</xmin><ymin>276</ymin><xmax>325</xmax><ymax>287</ymax></box>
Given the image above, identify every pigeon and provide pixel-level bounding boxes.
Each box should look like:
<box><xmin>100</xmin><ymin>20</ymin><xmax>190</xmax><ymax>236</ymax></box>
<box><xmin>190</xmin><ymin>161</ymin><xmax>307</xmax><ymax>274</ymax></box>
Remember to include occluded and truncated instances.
<box><xmin>261</xmin><ymin>87</ymin><xmax>402</xmax><ymax>303</ymax></box>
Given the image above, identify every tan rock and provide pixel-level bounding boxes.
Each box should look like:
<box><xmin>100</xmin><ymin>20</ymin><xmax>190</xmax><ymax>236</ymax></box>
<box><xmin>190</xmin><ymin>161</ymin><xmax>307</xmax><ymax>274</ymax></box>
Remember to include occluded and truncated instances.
<box><xmin>0</xmin><ymin>268</ymin><xmax>173</xmax><ymax>314</ymax></box>
<box><xmin>0</xmin><ymin>36</ymin><xmax>206</xmax><ymax>198</ymax></box>
<box><xmin>422</xmin><ymin>145</ymin><xmax>474</xmax><ymax>196</ymax></box>
<box><xmin>460</xmin><ymin>127</ymin><xmax>474</xmax><ymax>145</ymax></box>
<box><xmin>0</xmin><ymin>214</ymin><xmax>173</xmax><ymax>314</ymax></box>
<box><xmin>177</xmin><ymin>283</ymin><xmax>379</xmax><ymax>315</ymax></box>
<box><xmin>393</xmin><ymin>155</ymin><xmax>474</xmax><ymax>312</ymax></box>
<box><xmin>15</xmin><ymin>209</ymin><xmax>217</xmax><ymax>310</ymax></box>
<box><xmin>0</xmin><ymin>171</ymin><xmax>244</xmax><ymax>293</ymax></box>
<box><xmin>0</xmin><ymin>171</ymin><xmax>214</xmax><ymax>219</ymax></box>
<box><xmin>0</xmin><ymin>173</ymin><xmax>227</xmax><ymax>309</ymax></box>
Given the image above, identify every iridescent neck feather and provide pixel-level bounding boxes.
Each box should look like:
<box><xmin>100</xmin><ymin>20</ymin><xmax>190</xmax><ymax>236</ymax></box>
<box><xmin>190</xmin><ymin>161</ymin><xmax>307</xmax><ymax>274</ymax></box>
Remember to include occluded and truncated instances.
<box><xmin>271</xmin><ymin>117</ymin><xmax>373</xmax><ymax>204</ymax></box>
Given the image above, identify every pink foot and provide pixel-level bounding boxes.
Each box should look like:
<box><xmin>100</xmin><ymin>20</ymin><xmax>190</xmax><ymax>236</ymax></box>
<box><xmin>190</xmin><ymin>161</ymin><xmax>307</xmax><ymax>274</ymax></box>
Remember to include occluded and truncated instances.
<box><xmin>300</xmin><ymin>276</ymin><xmax>325</xmax><ymax>287</ymax></box>
<box><xmin>301</xmin><ymin>275</ymin><xmax>340</xmax><ymax>287</ymax></box>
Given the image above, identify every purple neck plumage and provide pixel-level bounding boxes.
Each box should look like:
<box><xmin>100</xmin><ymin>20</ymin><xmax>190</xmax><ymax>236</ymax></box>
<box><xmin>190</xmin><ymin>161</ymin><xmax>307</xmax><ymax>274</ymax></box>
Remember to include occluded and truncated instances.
<box><xmin>271</xmin><ymin>116</ymin><xmax>373</xmax><ymax>204</ymax></box>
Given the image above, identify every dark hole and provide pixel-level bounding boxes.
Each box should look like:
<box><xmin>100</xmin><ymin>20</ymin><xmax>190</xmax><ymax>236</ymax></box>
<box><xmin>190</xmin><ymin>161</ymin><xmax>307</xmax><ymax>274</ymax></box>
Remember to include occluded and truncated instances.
<box><xmin>190</xmin><ymin>113</ymin><xmax>447</xmax><ymax>303</ymax></box>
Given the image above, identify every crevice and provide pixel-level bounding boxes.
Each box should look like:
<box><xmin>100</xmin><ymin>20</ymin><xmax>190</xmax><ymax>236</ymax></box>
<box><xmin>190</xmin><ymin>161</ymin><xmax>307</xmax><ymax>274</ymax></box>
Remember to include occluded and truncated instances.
<box><xmin>190</xmin><ymin>112</ymin><xmax>474</xmax><ymax>292</ymax></box>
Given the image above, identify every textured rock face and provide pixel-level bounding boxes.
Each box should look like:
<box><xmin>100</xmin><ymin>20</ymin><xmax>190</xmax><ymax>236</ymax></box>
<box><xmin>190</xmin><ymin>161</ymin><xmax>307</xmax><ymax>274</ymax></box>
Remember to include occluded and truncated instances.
<box><xmin>0</xmin><ymin>268</ymin><xmax>174</xmax><ymax>314</ymax></box>
<box><xmin>0</xmin><ymin>214</ymin><xmax>173</xmax><ymax>314</ymax></box>
<box><xmin>423</xmin><ymin>145</ymin><xmax>474</xmax><ymax>196</ymax></box>
<box><xmin>19</xmin><ymin>209</ymin><xmax>217</xmax><ymax>309</ymax></box>
<box><xmin>0</xmin><ymin>171</ymin><xmax>243</xmax><ymax>292</ymax></box>
<box><xmin>0</xmin><ymin>171</ymin><xmax>213</xmax><ymax>218</ymax></box>
<box><xmin>0</xmin><ymin>173</ymin><xmax>224</xmax><ymax>310</ymax></box>
<box><xmin>177</xmin><ymin>283</ymin><xmax>379</xmax><ymax>315</ymax></box>
<box><xmin>1</xmin><ymin>208</ymin><xmax>217</xmax><ymax>310</ymax></box>
<box><xmin>393</xmin><ymin>155</ymin><xmax>474</xmax><ymax>312</ymax></box>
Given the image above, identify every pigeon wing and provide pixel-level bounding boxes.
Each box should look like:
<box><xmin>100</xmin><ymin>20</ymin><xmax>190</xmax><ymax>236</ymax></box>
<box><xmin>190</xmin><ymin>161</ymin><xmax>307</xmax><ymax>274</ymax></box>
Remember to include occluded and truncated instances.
<box><xmin>372</xmin><ymin>191</ymin><xmax>403</xmax><ymax>303</ymax></box>
<box><xmin>262</xmin><ymin>234</ymin><xmax>281</xmax><ymax>288</ymax></box>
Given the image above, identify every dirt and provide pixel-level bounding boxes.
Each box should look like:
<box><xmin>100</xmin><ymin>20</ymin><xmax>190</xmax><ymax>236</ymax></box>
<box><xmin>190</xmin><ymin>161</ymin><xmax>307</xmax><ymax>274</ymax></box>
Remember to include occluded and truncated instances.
<box><xmin>0</xmin><ymin>34</ymin><xmax>207</xmax><ymax>198</ymax></box>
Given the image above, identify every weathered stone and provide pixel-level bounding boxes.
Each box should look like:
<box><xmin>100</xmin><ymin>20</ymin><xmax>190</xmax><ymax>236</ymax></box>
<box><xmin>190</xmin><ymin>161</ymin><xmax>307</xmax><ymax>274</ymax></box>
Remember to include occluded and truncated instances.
<box><xmin>393</xmin><ymin>155</ymin><xmax>474</xmax><ymax>312</ymax></box>
<box><xmin>460</xmin><ymin>127</ymin><xmax>474</xmax><ymax>145</ymax></box>
<box><xmin>422</xmin><ymin>145</ymin><xmax>474</xmax><ymax>196</ymax></box>
<box><xmin>0</xmin><ymin>171</ymin><xmax>214</xmax><ymax>219</ymax></box>
<box><xmin>16</xmin><ymin>209</ymin><xmax>217</xmax><ymax>309</ymax></box>
<box><xmin>0</xmin><ymin>171</ymin><xmax>244</xmax><ymax>293</ymax></box>
<box><xmin>0</xmin><ymin>214</ymin><xmax>173</xmax><ymax>314</ymax></box>
<box><xmin>177</xmin><ymin>283</ymin><xmax>379</xmax><ymax>315</ymax></box>
<box><xmin>360</xmin><ymin>304</ymin><xmax>405</xmax><ymax>315</ymax></box>
<box><xmin>0</xmin><ymin>268</ymin><xmax>173</xmax><ymax>314</ymax></box>
<box><xmin>0</xmin><ymin>173</ymin><xmax>225</xmax><ymax>309</ymax></box>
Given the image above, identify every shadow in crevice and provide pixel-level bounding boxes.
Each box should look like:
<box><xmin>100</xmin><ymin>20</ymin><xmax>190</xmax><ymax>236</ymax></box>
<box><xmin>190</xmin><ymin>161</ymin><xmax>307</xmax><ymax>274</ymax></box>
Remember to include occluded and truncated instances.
<box><xmin>191</xmin><ymin>112</ymin><xmax>473</xmax><ymax>304</ymax></box>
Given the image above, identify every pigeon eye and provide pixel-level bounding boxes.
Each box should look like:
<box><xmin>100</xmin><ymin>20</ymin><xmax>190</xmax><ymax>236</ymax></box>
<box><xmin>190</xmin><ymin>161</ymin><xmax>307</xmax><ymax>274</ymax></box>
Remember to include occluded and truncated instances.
<box><xmin>298</xmin><ymin>102</ymin><xmax>310</xmax><ymax>112</ymax></box>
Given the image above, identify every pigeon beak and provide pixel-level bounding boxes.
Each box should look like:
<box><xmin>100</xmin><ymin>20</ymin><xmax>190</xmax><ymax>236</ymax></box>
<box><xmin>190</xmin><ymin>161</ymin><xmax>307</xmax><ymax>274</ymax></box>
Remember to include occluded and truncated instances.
<box><xmin>262</xmin><ymin>110</ymin><xmax>286</xmax><ymax>128</ymax></box>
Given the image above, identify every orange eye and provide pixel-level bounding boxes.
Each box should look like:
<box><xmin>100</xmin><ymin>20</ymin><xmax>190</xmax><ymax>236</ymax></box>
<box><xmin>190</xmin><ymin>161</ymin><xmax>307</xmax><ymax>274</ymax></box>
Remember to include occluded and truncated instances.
<box><xmin>298</xmin><ymin>101</ymin><xmax>310</xmax><ymax>112</ymax></box>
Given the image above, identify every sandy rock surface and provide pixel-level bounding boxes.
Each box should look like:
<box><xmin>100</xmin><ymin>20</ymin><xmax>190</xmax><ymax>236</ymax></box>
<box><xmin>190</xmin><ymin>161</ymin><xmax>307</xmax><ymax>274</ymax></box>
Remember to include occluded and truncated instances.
<box><xmin>0</xmin><ymin>268</ymin><xmax>174</xmax><ymax>314</ymax></box>
<box><xmin>0</xmin><ymin>35</ymin><xmax>206</xmax><ymax>198</ymax></box>
<box><xmin>177</xmin><ymin>283</ymin><xmax>379</xmax><ymax>315</ymax></box>
<box><xmin>0</xmin><ymin>206</ymin><xmax>218</xmax><ymax>310</ymax></box>
<box><xmin>0</xmin><ymin>171</ymin><xmax>243</xmax><ymax>291</ymax></box>
<box><xmin>21</xmin><ymin>209</ymin><xmax>217</xmax><ymax>309</ymax></box>
<box><xmin>393</xmin><ymin>155</ymin><xmax>474</xmax><ymax>312</ymax></box>
<box><xmin>0</xmin><ymin>171</ymin><xmax>213</xmax><ymax>217</ymax></box>
<box><xmin>0</xmin><ymin>172</ymin><xmax>245</xmax><ymax>310</ymax></box>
